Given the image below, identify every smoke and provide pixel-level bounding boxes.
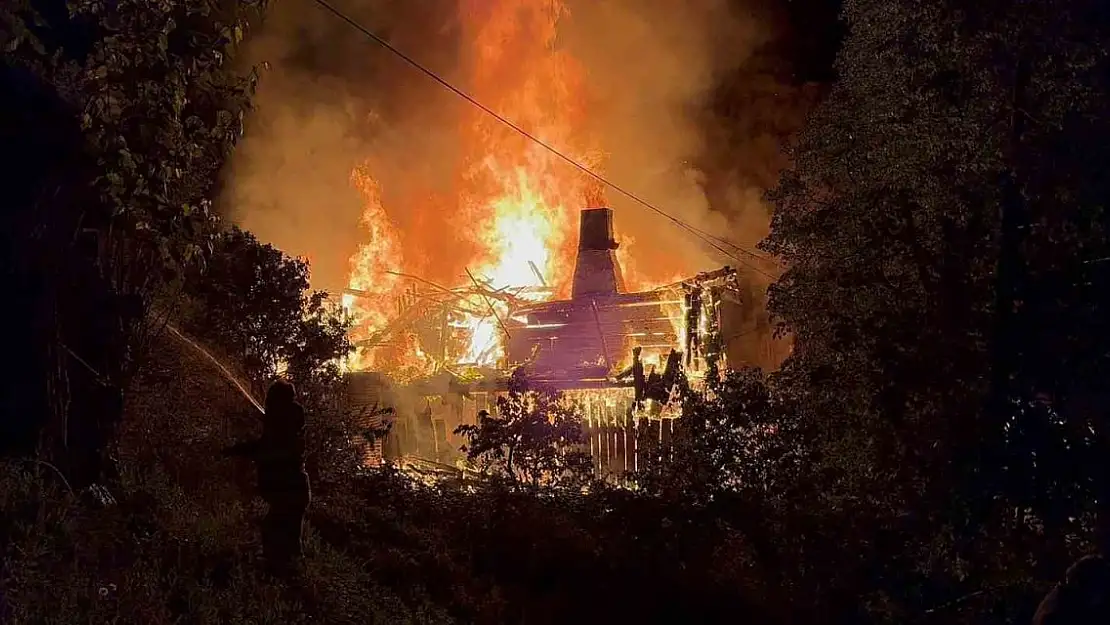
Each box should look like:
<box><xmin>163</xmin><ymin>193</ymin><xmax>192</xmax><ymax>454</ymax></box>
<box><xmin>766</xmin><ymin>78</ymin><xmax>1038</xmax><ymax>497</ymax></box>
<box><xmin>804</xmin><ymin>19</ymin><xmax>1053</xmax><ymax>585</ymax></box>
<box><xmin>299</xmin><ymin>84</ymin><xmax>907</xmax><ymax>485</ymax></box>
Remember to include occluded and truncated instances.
<box><xmin>560</xmin><ymin>0</ymin><xmax>770</xmax><ymax>283</ymax></box>
<box><xmin>223</xmin><ymin>0</ymin><xmax>808</xmax><ymax>294</ymax></box>
<box><xmin>223</xmin><ymin>0</ymin><xmax>463</xmax><ymax>291</ymax></box>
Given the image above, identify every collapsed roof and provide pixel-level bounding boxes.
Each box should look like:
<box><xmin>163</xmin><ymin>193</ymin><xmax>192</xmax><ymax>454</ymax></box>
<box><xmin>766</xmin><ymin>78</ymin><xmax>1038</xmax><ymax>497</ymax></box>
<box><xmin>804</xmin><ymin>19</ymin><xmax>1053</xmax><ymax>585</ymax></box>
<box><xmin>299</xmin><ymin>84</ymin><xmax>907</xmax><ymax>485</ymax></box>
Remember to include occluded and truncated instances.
<box><xmin>347</xmin><ymin>207</ymin><xmax>747</xmax><ymax>393</ymax></box>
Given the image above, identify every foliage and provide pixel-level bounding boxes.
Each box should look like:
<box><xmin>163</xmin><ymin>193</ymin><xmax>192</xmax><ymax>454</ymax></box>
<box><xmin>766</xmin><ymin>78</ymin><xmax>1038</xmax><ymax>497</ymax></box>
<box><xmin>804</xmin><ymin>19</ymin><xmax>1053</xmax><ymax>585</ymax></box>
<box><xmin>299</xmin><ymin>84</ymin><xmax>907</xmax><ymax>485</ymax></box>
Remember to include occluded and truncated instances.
<box><xmin>755</xmin><ymin>0</ymin><xmax>1110</xmax><ymax>619</ymax></box>
<box><xmin>762</xmin><ymin>0</ymin><xmax>997</xmax><ymax>510</ymax></box>
<box><xmin>0</xmin><ymin>0</ymin><xmax>272</xmax><ymax>483</ymax></box>
<box><xmin>180</xmin><ymin>226</ymin><xmax>352</xmax><ymax>398</ymax></box>
<box><xmin>176</xmin><ymin>226</ymin><xmax>356</xmax><ymax>490</ymax></box>
<box><xmin>763</xmin><ymin>0</ymin><xmax>1110</xmax><ymax>541</ymax></box>
<box><xmin>8</xmin><ymin>1</ymin><xmax>1110</xmax><ymax>624</ymax></box>
<box><xmin>12</xmin><ymin>339</ymin><xmax>1060</xmax><ymax>625</ymax></box>
<box><xmin>0</xmin><ymin>461</ymin><xmax>447</xmax><ymax>625</ymax></box>
<box><xmin>0</xmin><ymin>27</ymin><xmax>85</xmax><ymax>456</ymax></box>
<box><xmin>307</xmin><ymin>466</ymin><xmax>786</xmax><ymax>625</ymax></box>
<box><xmin>455</xmin><ymin>372</ymin><xmax>592</xmax><ymax>489</ymax></box>
<box><xmin>635</xmin><ymin>368</ymin><xmax>802</xmax><ymax>504</ymax></box>
<box><xmin>4</xmin><ymin>0</ymin><xmax>269</xmax><ymax>381</ymax></box>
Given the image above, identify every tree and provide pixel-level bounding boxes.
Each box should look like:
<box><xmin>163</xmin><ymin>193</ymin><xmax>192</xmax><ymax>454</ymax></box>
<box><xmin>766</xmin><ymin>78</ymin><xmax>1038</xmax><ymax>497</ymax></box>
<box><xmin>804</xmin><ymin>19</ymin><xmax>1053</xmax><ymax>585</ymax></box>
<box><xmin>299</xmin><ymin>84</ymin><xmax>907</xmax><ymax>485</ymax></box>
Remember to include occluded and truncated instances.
<box><xmin>1</xmin><ymin>0</ymin><xmax>270</xmax><ymax>485</ymax></box>
<box><xmin>768</xmin><ymin>0</ymin><xmax>1110</xmax><ymax>509</ymax></box>
<box><xmin>763</xmin><ymin>0</ymin><xmax>1000</xmax><ymax>510</ymax></box>
<box><xmin>634</xmin><ymin>368</ymin><xmax>797</xmax><ymax>504</ymax></box>
<box><xmin>0</xmin><ymin>28</ymin><xmax>86</xmax><ymax>457</ymax></box>
<box><xmin>181</xmin><ymin>226</ymin><xmax>352</xmax><ymax>399</ymax></box>
<box><xmin>761</xmin><ymin>0</ymin><xmax>1110</xmax><ymax>613</ymax></box>
<box><xmin>455</xmin><ymin>371</ymin><xmax>592</xmax><ymax>489</ymax></box>
<box><xmin>178</xmin><ymin>227</ymin><xmax>372</xmax><ymax>490</ymax></box>
<box><xmin>997</xmin><ymin>2</ymin><xmax>1110</xmax><ymax>553</ymax></box>
<box><xmin>17</xmin><ymin>0</ymin><xmax>267</xmax><ymax>381</ymax></box>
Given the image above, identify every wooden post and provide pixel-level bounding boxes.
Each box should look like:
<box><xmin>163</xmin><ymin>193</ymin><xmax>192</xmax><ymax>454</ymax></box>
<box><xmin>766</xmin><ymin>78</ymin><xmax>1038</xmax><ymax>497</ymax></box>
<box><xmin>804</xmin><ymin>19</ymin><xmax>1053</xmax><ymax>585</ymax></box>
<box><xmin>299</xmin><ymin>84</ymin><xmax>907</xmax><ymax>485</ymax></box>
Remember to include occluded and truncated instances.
<box><xmin>622</xmin><ymin>416</ymin><xmax>631</xmax><ymax>474</ymax></box>
<box><xmin>595</xmin><ymin>419</ymin><xmax>604</xmax><ymax>475</ymax></box>
<box><xmin>604</xmin><ymin>420</ymin><xmax>613</xmax><ymax>476</ymax></box>
<box><xmin>613</xmin><ymin>411</ymin><xmax>624</xmax><ymax>475</ymax></box>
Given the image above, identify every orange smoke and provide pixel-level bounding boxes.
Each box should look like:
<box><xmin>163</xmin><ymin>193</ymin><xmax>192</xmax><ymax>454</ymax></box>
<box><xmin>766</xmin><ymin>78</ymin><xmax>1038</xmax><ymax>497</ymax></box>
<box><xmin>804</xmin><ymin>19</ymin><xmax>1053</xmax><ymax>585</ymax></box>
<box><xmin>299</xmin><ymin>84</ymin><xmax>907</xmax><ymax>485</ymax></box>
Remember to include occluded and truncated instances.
<box><xmin>344</xmin><ymin>0</ymin><xmax>679</xmax><ymax>374</ymax></box>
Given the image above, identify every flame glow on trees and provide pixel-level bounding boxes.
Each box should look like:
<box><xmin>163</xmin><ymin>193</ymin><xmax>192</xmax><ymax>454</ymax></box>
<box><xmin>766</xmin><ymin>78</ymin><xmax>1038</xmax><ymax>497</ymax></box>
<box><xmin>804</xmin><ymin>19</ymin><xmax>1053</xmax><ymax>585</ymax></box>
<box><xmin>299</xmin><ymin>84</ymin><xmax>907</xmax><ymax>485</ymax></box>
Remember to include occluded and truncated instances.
<box><xmin>342</xmin><ymin>0</ymin><xmax>677</xmax><ymax>376</ymax></box>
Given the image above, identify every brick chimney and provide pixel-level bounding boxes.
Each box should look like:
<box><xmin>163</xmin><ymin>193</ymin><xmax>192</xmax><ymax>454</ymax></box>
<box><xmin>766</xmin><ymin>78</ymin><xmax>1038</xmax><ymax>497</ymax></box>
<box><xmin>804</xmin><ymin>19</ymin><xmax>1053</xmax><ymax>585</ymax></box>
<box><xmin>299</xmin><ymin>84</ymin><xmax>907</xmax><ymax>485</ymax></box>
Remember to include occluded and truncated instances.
<box><xmin>571</xmin><ymin>208</ymin><xmax>626</xmax><ymax>298</ymax></box>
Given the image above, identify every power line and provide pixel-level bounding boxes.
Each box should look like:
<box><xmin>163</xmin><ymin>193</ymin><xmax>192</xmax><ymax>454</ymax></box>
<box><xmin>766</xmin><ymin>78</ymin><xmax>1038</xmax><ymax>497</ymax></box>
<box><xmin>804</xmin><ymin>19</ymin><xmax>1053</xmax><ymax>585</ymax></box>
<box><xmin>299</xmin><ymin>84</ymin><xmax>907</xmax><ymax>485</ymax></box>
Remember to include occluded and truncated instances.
<box><xmin>309</xmin><ymin>0</ymin><xmax>780</xmax><ymax>280</ymax></box>
<box><xmin>310</xmin><ymin>0</ymin><xmax>777</xmax><ymax>275</ymax></box>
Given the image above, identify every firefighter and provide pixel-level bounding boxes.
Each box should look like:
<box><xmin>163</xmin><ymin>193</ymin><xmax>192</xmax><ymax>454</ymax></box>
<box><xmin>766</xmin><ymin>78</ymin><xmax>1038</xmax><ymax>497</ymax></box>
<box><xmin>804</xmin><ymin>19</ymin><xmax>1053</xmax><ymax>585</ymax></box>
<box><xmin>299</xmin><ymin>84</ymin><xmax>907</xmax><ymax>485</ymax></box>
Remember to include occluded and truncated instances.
<box><xmin>224</xmin><ymin>380</ymin><xmax>311</xmax><ymax>577</ymax></box>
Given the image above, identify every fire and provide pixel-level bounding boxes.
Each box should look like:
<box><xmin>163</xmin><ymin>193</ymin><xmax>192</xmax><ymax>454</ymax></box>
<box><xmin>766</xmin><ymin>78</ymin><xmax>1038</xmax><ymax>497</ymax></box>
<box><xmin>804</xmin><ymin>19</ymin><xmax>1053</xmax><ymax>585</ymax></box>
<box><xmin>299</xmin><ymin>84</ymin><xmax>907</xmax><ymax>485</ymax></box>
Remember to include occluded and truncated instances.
<box><xmin>457</xmin><ymin>0</ymin><xmax>594</xmax><ymax>297</ymax></box>
<box><xmin>342</xmin><ymin>167</ymin><xmax>404</xmax><ymax>372</ymax></box>
<box><xmin>342</xmin><ymin>0</ymin><xmax>679</xmax><ymax>377</ymax></box>
<box><xmin>477</xmin><ymin>170</ymin><xmax>563</xmax><ymax>296</ymax></box>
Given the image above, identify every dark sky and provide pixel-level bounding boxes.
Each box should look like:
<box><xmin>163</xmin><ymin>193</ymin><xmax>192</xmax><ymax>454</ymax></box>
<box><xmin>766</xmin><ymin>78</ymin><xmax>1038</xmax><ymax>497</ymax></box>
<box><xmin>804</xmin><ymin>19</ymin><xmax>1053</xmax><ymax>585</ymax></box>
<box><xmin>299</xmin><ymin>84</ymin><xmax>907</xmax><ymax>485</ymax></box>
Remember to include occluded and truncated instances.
<box><xmin>772</xmin><ymin>0</ymin><xmax>845</xmax><ymax>84</ymax></box>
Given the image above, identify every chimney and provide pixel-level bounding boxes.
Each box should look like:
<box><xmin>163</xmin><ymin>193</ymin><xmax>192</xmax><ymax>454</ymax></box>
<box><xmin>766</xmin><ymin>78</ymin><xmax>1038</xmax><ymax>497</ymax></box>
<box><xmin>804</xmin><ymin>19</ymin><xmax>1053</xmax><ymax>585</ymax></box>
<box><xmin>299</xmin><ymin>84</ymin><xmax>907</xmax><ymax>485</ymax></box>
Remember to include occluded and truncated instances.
<box><xmin>571</xmin><ymin>208</ymin><xmax>626</xmax><ymax>298</ymax></box>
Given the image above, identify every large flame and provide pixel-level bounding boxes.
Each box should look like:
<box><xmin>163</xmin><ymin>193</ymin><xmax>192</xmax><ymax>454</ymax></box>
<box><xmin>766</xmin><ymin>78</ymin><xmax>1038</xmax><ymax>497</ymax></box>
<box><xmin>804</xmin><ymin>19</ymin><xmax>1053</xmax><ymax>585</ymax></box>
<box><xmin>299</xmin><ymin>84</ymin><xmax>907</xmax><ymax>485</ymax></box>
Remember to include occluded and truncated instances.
<box><xmin>343</xmin><ymin>0</ymin><xmax>676</xmax><ymax>377</ymax></box>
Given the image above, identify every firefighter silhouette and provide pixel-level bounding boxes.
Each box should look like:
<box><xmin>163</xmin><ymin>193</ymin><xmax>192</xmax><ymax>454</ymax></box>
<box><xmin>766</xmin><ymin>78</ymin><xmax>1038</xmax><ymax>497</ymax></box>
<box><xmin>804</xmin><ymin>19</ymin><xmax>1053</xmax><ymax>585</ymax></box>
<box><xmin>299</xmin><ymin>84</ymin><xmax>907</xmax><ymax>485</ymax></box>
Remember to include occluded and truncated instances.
<box><xmin>224</xmin><ymin>380</ymin><xmax>311</xmax><ymax>576</ymax></box>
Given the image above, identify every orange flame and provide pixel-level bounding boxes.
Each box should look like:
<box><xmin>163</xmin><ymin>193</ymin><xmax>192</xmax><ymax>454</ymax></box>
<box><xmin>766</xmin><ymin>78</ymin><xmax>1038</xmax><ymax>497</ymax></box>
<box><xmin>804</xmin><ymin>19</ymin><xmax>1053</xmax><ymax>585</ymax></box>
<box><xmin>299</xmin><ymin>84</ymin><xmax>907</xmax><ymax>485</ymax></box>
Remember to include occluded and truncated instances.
<box><xmin>342</xmin><ymin>167</ymin><xmax>404</xmax><ymax>371</ymax></box>
<box><xmin>343</xmin><ymin>0</ymin><xmax>678</xmax><ymax>377</ymax></box>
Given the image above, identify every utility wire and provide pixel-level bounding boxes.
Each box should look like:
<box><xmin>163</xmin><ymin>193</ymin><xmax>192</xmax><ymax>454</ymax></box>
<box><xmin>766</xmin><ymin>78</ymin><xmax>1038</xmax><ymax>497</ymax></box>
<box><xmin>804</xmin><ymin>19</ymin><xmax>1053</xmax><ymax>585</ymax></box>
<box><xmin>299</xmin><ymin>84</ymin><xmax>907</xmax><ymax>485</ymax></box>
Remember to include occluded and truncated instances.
<box><xmin>309</xmin><ymin>0</ymin><xmax>780</xmax><ymax>281</ymax></box>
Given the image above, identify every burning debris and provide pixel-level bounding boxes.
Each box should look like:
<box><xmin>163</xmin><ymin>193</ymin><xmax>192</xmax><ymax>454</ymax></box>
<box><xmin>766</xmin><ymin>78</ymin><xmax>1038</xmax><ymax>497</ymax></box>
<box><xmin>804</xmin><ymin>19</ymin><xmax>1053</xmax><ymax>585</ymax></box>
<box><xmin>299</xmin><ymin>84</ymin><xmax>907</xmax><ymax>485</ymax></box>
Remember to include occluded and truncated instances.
<box><xmin>343</xmin><ymin>207</ymin><xmax>750</xmax><ymax>474</ymax></box>
<box><xmin>343</xmin><ymin>208</ymin><xmax>741</xmax><ymax>382</ymax></box>
<box><xmin>331</xmin><ymin>1</ymin><xmax>757</xmax><ymax>476</ymax></box>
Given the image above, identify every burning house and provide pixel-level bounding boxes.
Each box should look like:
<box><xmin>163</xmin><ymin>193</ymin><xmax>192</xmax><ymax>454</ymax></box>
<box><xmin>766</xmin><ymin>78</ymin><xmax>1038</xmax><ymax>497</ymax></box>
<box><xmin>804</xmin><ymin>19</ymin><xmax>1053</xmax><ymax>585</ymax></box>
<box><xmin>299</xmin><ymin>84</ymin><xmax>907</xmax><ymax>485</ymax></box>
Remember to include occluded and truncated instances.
<box><xmin>344</xmin><ymin>207</ymin><xmax>752</xmax><ymax>475</ymax></box>
<box><xmin>318</xmin><ymin>0</ymin><xmax>770</xmax><ymax>477</ymax></box>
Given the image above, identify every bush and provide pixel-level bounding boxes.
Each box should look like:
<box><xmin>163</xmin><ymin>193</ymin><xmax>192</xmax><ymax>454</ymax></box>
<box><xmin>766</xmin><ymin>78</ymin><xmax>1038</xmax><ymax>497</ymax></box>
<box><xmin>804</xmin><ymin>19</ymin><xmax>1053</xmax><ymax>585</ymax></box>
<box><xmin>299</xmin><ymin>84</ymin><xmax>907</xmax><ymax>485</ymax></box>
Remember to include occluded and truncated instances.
<box><xmin>179</xmin><ymin>226</ymin><xmax>352</xmax><ymax>400</ymax></box>
<box><xmin>0</xmin><ymin>450</ymin><xmax>449</xmax><ymax>624</ymax></box>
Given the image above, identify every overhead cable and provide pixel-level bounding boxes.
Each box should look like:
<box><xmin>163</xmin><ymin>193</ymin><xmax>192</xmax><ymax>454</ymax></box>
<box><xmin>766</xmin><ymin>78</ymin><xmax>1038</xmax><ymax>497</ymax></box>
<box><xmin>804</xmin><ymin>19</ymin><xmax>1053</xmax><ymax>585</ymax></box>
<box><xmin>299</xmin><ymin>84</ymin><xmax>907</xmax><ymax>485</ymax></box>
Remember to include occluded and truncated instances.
<box><xmin>309</xmin><ymin>0</ymin><xmax>780</xmax><ymax>280</ymax></box>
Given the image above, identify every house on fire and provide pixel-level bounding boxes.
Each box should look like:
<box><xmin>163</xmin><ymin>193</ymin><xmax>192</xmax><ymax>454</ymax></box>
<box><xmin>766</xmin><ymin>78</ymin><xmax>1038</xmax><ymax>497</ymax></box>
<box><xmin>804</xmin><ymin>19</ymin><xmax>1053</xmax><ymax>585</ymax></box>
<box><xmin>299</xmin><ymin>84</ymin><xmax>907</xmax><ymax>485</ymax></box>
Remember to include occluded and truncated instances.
<box><xmin>345</xmin><ymin>207</ymin><xmax>760</xmax><ymax>474</ymax></box>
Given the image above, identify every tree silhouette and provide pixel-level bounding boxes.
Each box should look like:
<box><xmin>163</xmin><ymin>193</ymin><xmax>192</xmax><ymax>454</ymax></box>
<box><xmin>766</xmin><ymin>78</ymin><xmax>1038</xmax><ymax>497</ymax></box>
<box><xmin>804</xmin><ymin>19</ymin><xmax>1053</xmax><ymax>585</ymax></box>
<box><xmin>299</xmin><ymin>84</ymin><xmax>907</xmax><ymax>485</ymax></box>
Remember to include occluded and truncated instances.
<box><xmin>763</xmin><ymin>0</ymin><xmax>1110</xmax><ymax>572</ymax></box>
<box><xmin>181</xmin><ymin>226</ymin><xmax>351</xmax><ymax>398</ymax></box>
<box><xmin>455</xmin><ymin>371</ymin><xmax>592</xmax><ymax>489</ymax></box>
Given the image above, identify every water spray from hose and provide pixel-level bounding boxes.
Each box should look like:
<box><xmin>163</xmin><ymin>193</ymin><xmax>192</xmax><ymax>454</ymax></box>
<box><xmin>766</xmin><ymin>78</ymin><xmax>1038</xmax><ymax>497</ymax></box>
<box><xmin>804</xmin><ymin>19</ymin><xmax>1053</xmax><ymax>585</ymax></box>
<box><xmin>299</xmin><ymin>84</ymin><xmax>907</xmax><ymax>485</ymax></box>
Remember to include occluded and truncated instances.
<box><xmin>164</xmin><ymin>323</ymin><xmax>265</xmax><ymax>414</ymax></box>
